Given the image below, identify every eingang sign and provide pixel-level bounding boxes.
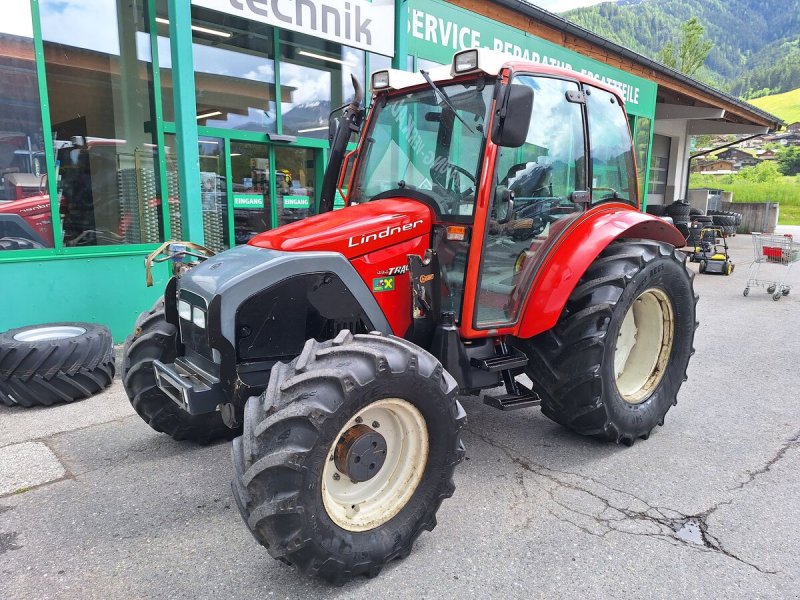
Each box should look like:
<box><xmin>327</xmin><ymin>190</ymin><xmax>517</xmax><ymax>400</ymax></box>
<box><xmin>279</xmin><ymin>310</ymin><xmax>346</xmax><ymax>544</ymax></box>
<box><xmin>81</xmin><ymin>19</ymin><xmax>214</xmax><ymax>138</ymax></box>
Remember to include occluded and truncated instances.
<box><xmin>192</xmin><ymin>0</ymin><xmax>396</xmax><ymax>57</ymax></box>
<box><xmin>407</xmin><ymin>0</ymin><xmax>656</xmax><ymax>117</ymax></box>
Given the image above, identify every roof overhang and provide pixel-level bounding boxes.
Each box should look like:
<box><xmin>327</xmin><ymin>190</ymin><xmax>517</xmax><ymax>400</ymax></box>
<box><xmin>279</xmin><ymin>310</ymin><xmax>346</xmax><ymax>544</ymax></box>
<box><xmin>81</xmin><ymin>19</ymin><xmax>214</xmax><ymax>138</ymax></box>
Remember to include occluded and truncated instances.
<box><xmin>655</xmin><ymin>104</ymin><xmax>725</xmax><ymax>120</ymax></box>
<box><xmin>687</xmin><ymin>121</ymin><xmax>770</xmax><ymax>135</ymax></box>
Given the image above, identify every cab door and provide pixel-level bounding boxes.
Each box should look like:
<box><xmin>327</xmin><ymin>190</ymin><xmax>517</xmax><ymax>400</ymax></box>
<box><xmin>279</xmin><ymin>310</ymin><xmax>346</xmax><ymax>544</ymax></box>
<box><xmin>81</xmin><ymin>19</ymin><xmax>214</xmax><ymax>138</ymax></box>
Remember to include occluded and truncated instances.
<box><xmin>472</xmin><ymin>75</ymin><xmax>588</xmax><ymax>329</ymax></box>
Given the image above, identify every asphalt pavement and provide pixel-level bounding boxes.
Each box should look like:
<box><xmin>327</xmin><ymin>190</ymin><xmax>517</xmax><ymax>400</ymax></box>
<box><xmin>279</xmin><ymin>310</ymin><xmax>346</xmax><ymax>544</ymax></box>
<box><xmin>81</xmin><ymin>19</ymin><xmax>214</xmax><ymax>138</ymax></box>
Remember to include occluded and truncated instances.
<box><xmin>1</xmin><ymin>232</ymin><xmax>799</xmax><ymax>599</ymax></box>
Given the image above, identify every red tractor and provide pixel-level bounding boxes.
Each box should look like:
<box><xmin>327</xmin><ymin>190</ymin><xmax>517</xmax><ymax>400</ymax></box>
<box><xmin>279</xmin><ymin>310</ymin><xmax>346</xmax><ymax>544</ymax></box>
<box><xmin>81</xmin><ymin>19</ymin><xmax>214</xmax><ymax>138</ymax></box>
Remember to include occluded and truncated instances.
<box><xmin>123</xmin><ymin>49</ymin><xmax>696</xmax><ymax>584</ymax></box>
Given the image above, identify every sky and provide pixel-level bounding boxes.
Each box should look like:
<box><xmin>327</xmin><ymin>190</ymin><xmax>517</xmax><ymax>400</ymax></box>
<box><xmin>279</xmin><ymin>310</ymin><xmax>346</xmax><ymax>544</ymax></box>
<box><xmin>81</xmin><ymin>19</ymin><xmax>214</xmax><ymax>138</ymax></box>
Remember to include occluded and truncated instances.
<box><xmin>529</xmin><ymin>0</ymin><xmax>611</xmax><ymax>12</ymax></box>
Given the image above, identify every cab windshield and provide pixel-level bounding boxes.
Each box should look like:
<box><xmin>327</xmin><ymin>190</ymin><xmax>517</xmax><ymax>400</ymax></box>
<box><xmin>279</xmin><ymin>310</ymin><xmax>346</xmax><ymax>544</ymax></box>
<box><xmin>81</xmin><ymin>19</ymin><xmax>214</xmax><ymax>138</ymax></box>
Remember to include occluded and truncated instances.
<box><xmin>349</xmin><ymin>81</ymin><xmax>494</xmax><ymax>219</ymax></box>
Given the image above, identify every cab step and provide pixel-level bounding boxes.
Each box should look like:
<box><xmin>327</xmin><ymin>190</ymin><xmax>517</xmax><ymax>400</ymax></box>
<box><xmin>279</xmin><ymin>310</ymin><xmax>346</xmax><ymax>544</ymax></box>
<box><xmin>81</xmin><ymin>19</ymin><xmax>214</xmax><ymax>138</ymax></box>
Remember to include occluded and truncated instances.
<box><xmin>470</xmin><ymin>348</ymin><xmax>528</xmax><ymax>372</ymax></box>
<box><xmin>483</xmin><ymin>382</ymin><xmax>541</xmax><ymax>411</ymax></box>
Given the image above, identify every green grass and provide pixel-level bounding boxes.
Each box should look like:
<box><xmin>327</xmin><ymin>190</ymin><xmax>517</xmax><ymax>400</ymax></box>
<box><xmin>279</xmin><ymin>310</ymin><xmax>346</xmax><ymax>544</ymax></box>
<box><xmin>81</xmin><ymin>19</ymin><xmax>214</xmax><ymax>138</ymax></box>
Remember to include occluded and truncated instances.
<box><xmin>749</xmin><ymin>88</ymin><xmax>800</xmax><ymax>123</ymax></box>
<box><xmin>689</xmin><ymin>175</ymin><xmax>800</xmax><ymax>225</ymax></box>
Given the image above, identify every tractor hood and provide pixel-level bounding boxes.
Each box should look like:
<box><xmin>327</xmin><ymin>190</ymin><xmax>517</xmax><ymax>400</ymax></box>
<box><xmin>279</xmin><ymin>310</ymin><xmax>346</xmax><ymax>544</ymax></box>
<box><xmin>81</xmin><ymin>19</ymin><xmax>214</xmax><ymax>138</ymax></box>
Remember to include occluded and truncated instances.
<box><xmin>248</xmin><ymin>198</ymin><xmax>433</xmax><ymax>258</ymax></box>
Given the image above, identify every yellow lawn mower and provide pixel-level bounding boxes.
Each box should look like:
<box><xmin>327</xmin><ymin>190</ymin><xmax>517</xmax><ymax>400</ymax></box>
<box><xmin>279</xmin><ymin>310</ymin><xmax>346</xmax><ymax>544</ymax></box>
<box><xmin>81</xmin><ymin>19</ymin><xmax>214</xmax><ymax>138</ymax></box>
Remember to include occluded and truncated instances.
<box><xmin>693</xmin><ymin>228</ymin><xmax>734</xmax><ymax>275</ymax></box>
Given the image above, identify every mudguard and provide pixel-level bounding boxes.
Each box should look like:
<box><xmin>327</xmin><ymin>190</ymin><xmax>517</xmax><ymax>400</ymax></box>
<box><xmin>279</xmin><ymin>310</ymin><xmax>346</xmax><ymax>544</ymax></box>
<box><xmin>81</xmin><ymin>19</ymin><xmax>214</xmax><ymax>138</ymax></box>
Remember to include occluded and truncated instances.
<box><xmin>515</xmin><ymin>203</ymin><xmax>686</xmax><ymax>339</ymax></box>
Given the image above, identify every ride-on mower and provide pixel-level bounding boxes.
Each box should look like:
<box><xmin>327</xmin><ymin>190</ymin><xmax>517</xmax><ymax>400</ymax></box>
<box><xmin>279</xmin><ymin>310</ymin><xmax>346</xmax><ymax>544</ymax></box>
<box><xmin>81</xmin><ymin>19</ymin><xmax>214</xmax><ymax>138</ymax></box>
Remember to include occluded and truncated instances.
<box><xmin>123</xmin><ymin>49</ymin><xmax>697</xmax><ymax>584</ymax></box>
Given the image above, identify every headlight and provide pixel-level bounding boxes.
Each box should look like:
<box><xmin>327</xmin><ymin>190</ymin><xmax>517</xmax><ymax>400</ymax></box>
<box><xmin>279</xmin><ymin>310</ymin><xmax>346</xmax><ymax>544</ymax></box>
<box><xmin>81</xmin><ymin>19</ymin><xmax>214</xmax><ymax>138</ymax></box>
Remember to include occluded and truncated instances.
<box><xmin>192</xmin><ymin>306</ymin><xmax>206</xmax><ymax>329</ymax></box>
<box><xmin>454</xmin><ymin>49</ymin><xmax>479</xmax><ymax>73</ymax></box>
<box><xmin>178</xmin><ymin>299</ymin><xmax>191</xmax><ymax>320</ymax></box>
<box><xmin>371</xmin><ymin>70</ymin><xmax>390</xmax><ymax>91</ymax></box>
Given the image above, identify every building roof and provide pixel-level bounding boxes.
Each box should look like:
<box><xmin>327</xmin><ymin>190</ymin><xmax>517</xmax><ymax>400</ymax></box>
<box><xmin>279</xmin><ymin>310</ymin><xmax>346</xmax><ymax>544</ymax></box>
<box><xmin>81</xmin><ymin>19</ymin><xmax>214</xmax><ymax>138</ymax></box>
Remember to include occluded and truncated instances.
<box><xmin>492</xmin><ymin>0</ymin><xmax>783</xmax><ymax>130</ymax></box>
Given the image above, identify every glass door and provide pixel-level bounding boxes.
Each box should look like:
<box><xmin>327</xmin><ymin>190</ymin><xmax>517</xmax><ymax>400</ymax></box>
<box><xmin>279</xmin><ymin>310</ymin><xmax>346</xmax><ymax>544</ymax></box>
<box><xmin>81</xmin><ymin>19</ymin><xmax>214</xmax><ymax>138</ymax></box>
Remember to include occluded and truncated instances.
<box><xmin>274</xmin><ymin>146</ymin><xmax>318</xmax><ymax>227</ymax></box>
<box><xmin>230</xmin><ymin>141</ymin><xmax>272</xmax><ymax>244</ymax></box>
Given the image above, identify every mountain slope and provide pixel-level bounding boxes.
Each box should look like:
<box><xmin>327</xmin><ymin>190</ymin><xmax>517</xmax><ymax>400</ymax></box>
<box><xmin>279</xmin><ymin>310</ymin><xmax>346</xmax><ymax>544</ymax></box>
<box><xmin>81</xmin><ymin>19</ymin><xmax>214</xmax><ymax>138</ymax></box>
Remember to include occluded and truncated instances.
<box><xmin>562</xmin><ymin>0</ymin><xmax>800</xmax><ymax>96</ymax></box>
<box><xmin>750</xmin><ymin>88</ymin><xmax>800</xmax><ymax>124</ymax></box>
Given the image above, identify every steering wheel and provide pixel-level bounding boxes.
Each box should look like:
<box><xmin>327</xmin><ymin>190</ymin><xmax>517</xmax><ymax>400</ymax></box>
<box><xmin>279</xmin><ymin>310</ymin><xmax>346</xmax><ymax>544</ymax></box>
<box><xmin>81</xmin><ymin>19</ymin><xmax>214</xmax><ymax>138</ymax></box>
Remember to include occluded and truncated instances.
<box><xmin>445</xmin><ymin>163</ymin><xmax>477</xmax><ymax>187</ymax></box>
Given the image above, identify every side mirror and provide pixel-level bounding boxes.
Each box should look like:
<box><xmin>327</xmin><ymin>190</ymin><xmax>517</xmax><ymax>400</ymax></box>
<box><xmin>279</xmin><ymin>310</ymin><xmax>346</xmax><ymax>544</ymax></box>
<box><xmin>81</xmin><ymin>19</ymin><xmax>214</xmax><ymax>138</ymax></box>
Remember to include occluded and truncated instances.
<box><xmin>491</xmin><ymin>83</ymin><xmax>533</xmax><ymax>148</ymax></box>
<box><xmin>495</xmin><ymin>186</ymin><xmax>515</xmax><ymax>224</ymax></box>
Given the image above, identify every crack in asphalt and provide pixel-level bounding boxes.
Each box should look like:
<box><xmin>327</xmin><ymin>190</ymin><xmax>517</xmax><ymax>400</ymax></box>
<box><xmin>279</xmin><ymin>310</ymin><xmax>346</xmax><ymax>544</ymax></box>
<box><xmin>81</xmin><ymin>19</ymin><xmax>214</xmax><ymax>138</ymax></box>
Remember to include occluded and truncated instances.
<box><xmin>464</xmin><ymin>427</ymin><xmax>780</xmax><ymax>575</ymax></box>
<box><xmin>729</xmin><ymin>430</ymin><xmax>800</xmax><ymax>491</ymax></box>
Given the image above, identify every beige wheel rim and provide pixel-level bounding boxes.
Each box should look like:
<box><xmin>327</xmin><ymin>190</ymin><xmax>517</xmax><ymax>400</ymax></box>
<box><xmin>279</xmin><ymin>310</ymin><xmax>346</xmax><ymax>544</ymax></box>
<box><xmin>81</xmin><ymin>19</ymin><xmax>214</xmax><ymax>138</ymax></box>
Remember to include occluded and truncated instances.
<box><xmin>321</xmin><ymin>398</ymin><xmax>429</xmax><ymax>532</ymax></box>
<box><xmin>614</xmin><ymin>288</ymin><xmax>675</xmax><ymax>404</ymax></box>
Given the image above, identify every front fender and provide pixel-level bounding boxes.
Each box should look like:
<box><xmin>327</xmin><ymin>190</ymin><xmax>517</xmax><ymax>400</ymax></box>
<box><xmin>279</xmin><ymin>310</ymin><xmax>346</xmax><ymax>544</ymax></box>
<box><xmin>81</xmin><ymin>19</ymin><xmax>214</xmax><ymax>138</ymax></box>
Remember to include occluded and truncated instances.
<box><xmin>516</xmin><ymin>204</ymin><xmax>685</xmax><ymax>339</ymax></box>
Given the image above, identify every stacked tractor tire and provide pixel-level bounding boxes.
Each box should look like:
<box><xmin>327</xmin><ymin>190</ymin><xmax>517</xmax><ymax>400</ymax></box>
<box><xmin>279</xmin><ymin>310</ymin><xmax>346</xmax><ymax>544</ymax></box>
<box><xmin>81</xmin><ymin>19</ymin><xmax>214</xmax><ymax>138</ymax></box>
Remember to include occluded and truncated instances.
<box><xmin>707</xmin><ymin>209</ymin><xmax>742</xmax><ymax>236</ymax></box>
<box><xmin>663</xmin><ymin>200</ymin><xmax>692</xmax><ymax>239</ymax></box>
<box><xmin>648</xmin><ymin>201</ymin><xmax>742</xmax><ymax>238</ymax></box>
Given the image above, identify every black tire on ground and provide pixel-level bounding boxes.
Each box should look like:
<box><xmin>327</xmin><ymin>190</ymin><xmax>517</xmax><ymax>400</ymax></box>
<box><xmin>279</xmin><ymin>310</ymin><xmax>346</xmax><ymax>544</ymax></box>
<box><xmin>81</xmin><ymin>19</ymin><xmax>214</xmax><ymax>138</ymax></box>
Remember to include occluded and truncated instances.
<box><xmin>0</xmin><ymin>322</ymin><xmax>115</xmax><ymax>407</ymax></box>
<box><xmin>122</xmin><ymin>298</ymin><xmax>237</xmax><ymax>443</ymax></box>
<box><xmin>689</xmin><ymin>207</ymin><xmax>703</xmax><ymax>217</ymax></box>
<box><xmin>0</xmin><ymin>236</ymin><xmax>45</xmax><ymax>250</ymax></box>
<box><xmin>699</xmin><ymin>259</ymin><xmax>707</xmax><ymax>273</ymax></box>
<box><xmin>232</xmin><ymin>331</ymin><xmax>466</xmax><ymax>585</ymax></box>
<box><xmin>521</xmin><ymin>239</ymin><xmax>697</xmax><ymax>445</ymax></box>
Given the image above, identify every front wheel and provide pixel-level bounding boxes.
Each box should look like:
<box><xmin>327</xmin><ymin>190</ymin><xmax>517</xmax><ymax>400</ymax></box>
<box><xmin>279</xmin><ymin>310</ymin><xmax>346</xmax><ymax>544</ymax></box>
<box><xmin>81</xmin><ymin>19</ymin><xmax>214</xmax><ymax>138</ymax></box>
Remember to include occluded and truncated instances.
<box><xmin>232</xmin><ymin>331</ymin><xmax>465</xmax><ymax>584</ymax></box>
<box><xmin>122</xmin><ymin>299</ymin><xmax>236</xmax><ymax>443</ymax></box>
<box><xmin>522</xmin><ymin>239</ymin><xmax>698</xmax><ymax>444</ymax></box>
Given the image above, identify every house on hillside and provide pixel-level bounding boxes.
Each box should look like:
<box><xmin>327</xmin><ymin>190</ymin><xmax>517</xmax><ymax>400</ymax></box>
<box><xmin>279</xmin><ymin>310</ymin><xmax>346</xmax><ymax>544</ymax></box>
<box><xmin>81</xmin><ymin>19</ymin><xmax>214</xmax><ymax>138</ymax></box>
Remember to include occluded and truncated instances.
<box><xmin>717</xmin><ymin>148</ymin><xmax>761</xmax><ymax>170</ymax></box>
<box><xmin>787</xmin><ymin>122</ymin><xmax>800</xmax><ymax>133</ymax></box>
<box><xmin>756</xmin><ymin>149</ymin><xmax>778</xmax><ymax>160</ymax></box>
<box><xmin>692</xmin><ymin>159</ymin><xmax>734</xmax><ymax>174</ymax></box>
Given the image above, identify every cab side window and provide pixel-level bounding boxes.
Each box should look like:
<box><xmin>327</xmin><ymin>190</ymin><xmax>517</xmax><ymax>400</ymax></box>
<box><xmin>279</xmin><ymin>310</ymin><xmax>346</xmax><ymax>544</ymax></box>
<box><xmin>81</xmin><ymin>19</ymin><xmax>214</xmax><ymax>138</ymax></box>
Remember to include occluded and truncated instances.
<box><xmin>585</xmin><ymin>85</ymin><xmax>638</xmax><ymax>204</ymax></box>
<box><xmin>475</xmin><ymin>75</ymin><xmax>587</xmax><ymax>328</ymax></box>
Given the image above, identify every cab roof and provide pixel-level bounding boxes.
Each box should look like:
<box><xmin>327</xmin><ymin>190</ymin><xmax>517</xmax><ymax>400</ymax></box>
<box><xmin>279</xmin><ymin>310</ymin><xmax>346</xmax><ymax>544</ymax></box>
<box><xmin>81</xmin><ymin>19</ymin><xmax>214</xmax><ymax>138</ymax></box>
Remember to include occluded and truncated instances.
<box><xmin>370</xmin><ymin>48</ymin><xmax>626</xmax><ymax>105</ymax></box>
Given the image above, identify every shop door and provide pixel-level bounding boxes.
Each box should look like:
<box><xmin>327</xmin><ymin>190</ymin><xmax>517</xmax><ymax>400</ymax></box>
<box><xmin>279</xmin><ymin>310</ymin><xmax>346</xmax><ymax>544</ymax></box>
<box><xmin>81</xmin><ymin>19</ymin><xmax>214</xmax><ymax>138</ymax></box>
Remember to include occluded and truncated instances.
<box><xmin>274</xmin><ymin>146</ymin><xmax>319</xmax><ymax>227</ymax></box>
<box><xmin>230</xmin><ymin>140</ymin><xmax>272</xmax><ymax>245</ymax></box>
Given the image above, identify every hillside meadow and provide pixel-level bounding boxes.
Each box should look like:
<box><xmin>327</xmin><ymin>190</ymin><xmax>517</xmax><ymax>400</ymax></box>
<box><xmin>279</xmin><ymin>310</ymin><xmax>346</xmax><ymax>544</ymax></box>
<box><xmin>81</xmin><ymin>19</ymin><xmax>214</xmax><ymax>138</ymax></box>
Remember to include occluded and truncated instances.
<box><xmin>750</xmin><ymin>88</ymin><xmax>800</xmax><ymax>123</ymax></box>
<box><xmin>689</xmin><ymin>174</ymin><xmax>800</xmax><ymax>224</ymax></box>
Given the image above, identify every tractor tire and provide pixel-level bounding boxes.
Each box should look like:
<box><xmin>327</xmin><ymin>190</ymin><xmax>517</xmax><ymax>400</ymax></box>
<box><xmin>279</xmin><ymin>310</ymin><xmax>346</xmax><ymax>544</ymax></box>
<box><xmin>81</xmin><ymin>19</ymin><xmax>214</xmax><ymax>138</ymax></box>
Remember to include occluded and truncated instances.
<box><xmin>122</xmin><ymin>299</ymin><xmax>236</xmax><ymax>443</ymax></box>
<box><xmin>232</xmin><ymin>331</ymin><xmax>466</xmax><ymax>585</ymax></box>
<box><xmin>522</xmin><ymin>239</ymin><xmax>697</xmax><ymax>445</ymax></box>
<box><xmin>0</xmin><ymin>323</ymin><xmax>114</xmax><ymax>407</ymax></box>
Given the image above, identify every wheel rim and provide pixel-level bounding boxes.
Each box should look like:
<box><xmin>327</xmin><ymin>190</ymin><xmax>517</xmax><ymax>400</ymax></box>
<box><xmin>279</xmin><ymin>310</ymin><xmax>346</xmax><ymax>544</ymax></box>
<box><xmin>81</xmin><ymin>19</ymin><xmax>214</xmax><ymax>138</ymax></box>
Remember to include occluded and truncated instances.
<box><xmin>13</xmin><ymin>325</ymin><xmax>87</xmax><ymax>342</ymax></box>
<box><xmin>322</xmin><ymin>398</ymin><xmax>429</xmax><ymax>532</ymax></box>
<box><xmin>614</xmin><ymin>288</ymin><xmax>675</xmax><ymax>404</ymax></box>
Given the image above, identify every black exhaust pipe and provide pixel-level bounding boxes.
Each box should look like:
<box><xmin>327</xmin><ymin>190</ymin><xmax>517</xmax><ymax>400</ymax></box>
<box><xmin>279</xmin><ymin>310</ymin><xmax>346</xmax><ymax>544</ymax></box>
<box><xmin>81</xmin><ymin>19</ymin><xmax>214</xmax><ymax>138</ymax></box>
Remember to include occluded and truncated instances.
<box><xmin>318</xmin><ymin>74</ymin><xmax>364</xmax><ymax>214</ymax></box>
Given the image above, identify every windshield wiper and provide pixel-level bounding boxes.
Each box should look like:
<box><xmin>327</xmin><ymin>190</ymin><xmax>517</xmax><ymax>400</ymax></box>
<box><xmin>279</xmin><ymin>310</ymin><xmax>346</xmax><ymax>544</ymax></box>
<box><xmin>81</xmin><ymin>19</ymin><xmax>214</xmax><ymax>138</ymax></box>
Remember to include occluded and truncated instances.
<box><xmin>419</xmin><ymin>70</ymin><xmax>475</xmax><ymax>134</ymax></box>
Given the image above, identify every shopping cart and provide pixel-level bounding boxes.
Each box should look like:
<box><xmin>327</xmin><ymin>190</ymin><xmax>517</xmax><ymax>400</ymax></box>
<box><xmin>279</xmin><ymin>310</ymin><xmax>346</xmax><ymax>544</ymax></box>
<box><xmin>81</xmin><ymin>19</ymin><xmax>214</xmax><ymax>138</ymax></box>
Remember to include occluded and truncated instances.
<box><xmin>744</xmin><ymin>233</ymin><xmax>800</xmax><ymax>301</ymax></box>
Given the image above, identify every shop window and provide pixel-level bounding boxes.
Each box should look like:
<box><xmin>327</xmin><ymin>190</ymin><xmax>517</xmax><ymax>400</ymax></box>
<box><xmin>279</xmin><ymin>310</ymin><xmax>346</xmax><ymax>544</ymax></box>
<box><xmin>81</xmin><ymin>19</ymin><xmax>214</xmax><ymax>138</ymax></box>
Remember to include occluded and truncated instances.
<box><xmin>279</xmin><ymin>30</ymin><xmax>365</xmax><ymax>139</ymax></box>
<box><xmin>155</xmin><ymin>4</ymin><xmax>278</xmax><ymax>133</ymax></box>
<box><xmin>164</xmin><ymin>134</ymin><xmax>229</xmax><ymax>252</ymax></box>
<box><xmin>40</xmin><ymin>0</ymin><xmax>163</xmax><ymax>247</ymax></box>
<box><xmin>0</xmin><ymin>5</ymin><xmax>54</xmax><ymax>250</ymax></box>
<box><xmin>275</xmin><ymin>147</ymin><xmax>317</xmax><ymax>226</ymax></box>
<box><xmin>586</xmin><ymin>85</ymin><xmax>638</xmax><ymax>205</ymax></box>
<box><xmin>231</xmin><ymin>141</ymin><xmax>272</xmax><ymax>244</ymax></box>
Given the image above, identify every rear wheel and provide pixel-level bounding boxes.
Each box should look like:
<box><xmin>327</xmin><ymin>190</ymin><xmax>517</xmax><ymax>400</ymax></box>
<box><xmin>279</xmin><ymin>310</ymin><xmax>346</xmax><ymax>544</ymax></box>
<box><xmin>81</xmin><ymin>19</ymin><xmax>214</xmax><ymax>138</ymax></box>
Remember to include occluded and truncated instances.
<box><xmin>232</xmin><ymin>331</ymin><xmax>465</xmax><ymax>584</ymax></box>
<box><xmin>522</xmin><ymin>239</ymin><xmax>697</xmax><ymax>444</ymax></box>
<box><xmin>122</xmin><ymin>299</ymin><xmax>236</xmax><ymax>443</ymax></box>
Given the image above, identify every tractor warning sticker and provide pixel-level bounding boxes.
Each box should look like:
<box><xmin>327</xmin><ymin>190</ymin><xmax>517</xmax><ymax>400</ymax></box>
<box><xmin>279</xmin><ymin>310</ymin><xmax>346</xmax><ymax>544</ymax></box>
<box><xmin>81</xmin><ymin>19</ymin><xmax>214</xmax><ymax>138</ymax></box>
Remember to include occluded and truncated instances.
<box><xmin>372</xmin><ymin>277</ymin><xmax>395</xmax><ymax>292</ymax></box>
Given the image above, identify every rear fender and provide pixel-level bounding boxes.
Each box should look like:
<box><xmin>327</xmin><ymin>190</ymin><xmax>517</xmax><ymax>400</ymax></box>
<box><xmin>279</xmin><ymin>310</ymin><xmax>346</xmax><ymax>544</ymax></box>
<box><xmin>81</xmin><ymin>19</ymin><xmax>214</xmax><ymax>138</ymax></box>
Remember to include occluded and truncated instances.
<box><xmin>516</xmin><ymin>205</ymin><xmax>685</xmax><ymax>339</ymax></box>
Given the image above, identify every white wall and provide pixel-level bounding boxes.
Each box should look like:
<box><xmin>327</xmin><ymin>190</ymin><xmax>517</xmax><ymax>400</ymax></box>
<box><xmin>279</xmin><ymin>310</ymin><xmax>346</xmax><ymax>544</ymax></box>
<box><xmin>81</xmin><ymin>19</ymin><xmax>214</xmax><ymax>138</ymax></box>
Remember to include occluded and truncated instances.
<box><xmin>653</xmin><ymin>119</ymin><xmax>690</xmax><ymax>203</ymax></box>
